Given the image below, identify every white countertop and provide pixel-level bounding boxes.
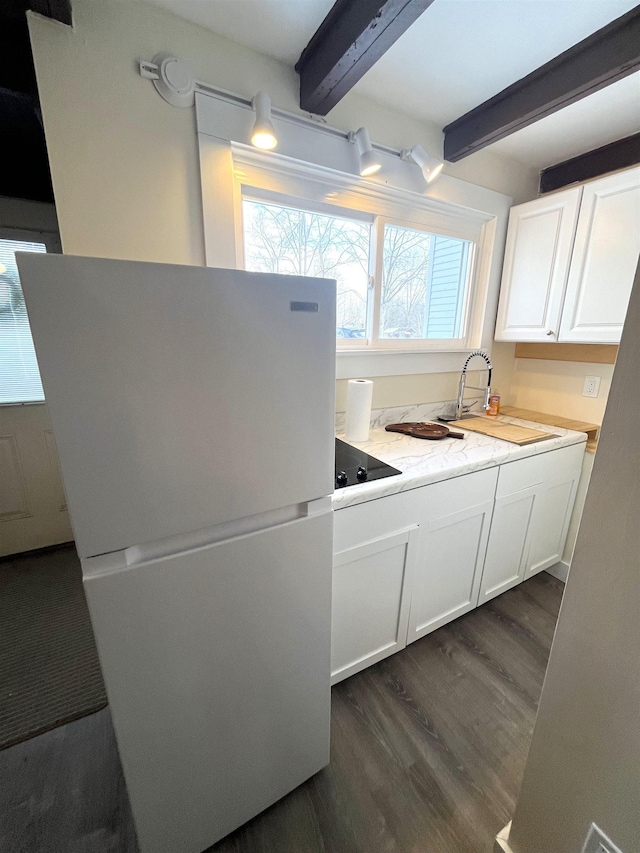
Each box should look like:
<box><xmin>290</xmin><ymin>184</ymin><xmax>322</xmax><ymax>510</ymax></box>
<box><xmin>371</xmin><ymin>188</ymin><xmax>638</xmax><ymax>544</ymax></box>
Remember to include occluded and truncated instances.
<box><xmin>332</xmin><ymin>415</ymin><xmax>587</xmax><ymax>509</ymax></box>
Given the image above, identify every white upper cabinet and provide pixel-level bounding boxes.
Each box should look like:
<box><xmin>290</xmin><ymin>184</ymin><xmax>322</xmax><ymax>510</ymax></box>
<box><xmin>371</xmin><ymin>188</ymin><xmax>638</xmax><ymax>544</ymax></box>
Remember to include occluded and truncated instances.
<box><xmin>495</xmin><ymin>167</ymin><xmax>640</xmax><ymax>344</ymax></box>
<box><xmin>558</xmin><ymin>168</ymin><xmax>640</xmax><ymax>343</ymax></box>
<box><xmin>494</xmin><ymin>187</ymin><xmax>581</xmax><ymax>342</ymax></box>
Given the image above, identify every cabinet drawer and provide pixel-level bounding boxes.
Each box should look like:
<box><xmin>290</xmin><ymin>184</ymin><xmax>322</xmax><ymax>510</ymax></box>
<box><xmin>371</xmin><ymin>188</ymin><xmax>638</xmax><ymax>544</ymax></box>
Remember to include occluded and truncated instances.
<box><xmin>417</xmin><ymin>467</ymin><xmax>498</xmax><ymax>522</ymax></box>
<box><xmin>496</xmin><ymin>442</ymin><xmax>584</xmax><ymax>497</ymax></box>
<box><xmin>333</xmin><ymin>489</ymin><xmax>419</xmax><ymax>554</ymax></box>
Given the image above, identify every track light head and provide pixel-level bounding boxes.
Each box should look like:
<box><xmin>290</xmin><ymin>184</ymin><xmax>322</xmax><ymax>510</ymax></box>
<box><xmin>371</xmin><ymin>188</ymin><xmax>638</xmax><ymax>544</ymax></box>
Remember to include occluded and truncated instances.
<box><xmin>348</xmin><ymin>127</ymin><xmax>382</xmax><ymax>177</ymax></box>
<box><xmin>251</xmin><ymin>92</ymin><xmax>277</xmax><ymax>150</ymax></box>
<box><xmin>401</xmin><ymin>145</ymin><xmax>444</xmax><ymax>184</ymax></box>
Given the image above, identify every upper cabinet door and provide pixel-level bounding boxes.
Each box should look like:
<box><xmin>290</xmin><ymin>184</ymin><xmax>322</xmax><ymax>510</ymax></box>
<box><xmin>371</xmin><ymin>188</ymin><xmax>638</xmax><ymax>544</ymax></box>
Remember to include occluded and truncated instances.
<box><xmin>559</xmin><ymin>168</ymin><xmax>640</xmax><ymax>343</ymax></box>
<box><xmin>494</xmin><ymin>187</ymin><xmax>582</xmax><ymax>342</ymax></box>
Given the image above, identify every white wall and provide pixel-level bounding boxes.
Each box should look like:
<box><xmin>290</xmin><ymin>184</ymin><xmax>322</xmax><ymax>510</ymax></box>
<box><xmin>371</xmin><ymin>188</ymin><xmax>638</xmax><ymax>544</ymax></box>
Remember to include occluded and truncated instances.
<box><xmin>505</xmin><ymin>265</ymin><xmax>640</xmax><ymax>853</ymax></box>
<box><xmin>508</xmin><ymin>356</ymin><xmax>614</xmax><ymax>423</ymax></box>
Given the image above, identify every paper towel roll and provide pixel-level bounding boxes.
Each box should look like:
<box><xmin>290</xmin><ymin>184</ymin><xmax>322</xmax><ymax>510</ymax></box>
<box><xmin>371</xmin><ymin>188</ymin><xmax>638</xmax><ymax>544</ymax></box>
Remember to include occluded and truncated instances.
<box><xmin>345</xmin><ymin>379</ymin><xmax>373</xmax><ymax>442</ymax></box>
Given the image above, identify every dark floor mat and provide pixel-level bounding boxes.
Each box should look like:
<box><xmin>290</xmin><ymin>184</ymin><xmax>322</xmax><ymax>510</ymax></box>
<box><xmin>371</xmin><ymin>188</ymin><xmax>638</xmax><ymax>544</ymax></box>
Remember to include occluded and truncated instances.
<box><xmin>0</xmin><ymin>544</ymin><xmax>106</xmax><ymax>750</ymax></box>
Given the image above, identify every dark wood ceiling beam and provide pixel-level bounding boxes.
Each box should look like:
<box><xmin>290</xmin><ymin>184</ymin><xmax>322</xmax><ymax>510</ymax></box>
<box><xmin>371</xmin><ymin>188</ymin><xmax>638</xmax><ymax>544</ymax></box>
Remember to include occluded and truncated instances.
<box><xmin>295</xmin><ymin>0</ymin><xmax>434</xmax><ymax>115</ymax></box>
<box><xmin>443</xmin><ymin>6</ymin><xmax>640</xmax><ymax>162</ymax></box>
<box><xmin>540</xmin><ymin>133</ymin><xmax>640</xmax><ymax>194</ymax></box>
<box><xmin>29</xmin><ymin>0</ymin><xmax>72</xmax><ymax>25</ymax></box>
<box><xmin>1</xmin><ymin>0</ymin><xmax>72</xmax><ymax>26</ymax></box>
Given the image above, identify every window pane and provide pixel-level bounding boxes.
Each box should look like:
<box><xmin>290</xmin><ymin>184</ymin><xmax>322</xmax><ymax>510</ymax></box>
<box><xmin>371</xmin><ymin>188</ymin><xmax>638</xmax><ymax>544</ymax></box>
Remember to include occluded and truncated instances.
<box><xmin>380</xmin><ymin>224</ymin><xmax>472</xmax><ymax>340</ymax></box>
<box><xmin>0</xmin><ymin>239</ymin><xmax>46</xmax><ymax>404</ymax></box>
<box><xmin>243</xmin><ymin>199</ymin><xmax>370</xmax><ymax>339</ymax></box>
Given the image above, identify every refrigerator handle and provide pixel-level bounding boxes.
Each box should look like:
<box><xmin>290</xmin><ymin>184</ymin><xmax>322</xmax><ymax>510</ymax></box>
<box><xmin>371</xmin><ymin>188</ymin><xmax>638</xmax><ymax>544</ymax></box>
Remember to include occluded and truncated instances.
<box><xmin>82</xmin><ymin>498</ymin><xmax>333</xmax><ymax>578</ymax></box>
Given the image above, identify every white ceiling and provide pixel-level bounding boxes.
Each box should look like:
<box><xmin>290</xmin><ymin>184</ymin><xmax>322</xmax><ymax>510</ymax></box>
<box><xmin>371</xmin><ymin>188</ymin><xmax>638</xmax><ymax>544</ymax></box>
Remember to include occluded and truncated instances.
<box><xmin>145</xmin><ymin>0</ymin><xmax>640</xmax><ymax>169</ymax></box>
<box><xmin>350</xmin><ymin>0</ymin><xmax>638</xmax><ymax>126</ymax></box>
<box><xmin>146</xmin><ymin>0</ymin><xmax>334</xmax><ymax>65</ymax></box>
<box><xmin>492</xmin><ymin>72</ymin><xmax>640</xmax><ymax>169</ymax></box>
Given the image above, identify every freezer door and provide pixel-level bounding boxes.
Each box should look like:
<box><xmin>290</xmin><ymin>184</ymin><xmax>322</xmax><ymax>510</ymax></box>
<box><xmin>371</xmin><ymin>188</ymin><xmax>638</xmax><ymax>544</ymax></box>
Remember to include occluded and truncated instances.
<box><xmin>83</xmin><ymin>510</ymin><xmax>332</xmax><ymax>853</ymax></box>
<box><xmin>17</xmin><ymin>254</ymin><xmax>336</xmax><ymax>557</ymax></box>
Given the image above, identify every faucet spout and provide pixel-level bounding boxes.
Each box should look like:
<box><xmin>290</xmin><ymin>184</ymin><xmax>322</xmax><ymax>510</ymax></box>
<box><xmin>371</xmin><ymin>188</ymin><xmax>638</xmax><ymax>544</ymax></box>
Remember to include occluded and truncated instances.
<box><xmin>455</xmin><ymin>350</ymin><xmax>493</xmax><ymax>420</ymax></box>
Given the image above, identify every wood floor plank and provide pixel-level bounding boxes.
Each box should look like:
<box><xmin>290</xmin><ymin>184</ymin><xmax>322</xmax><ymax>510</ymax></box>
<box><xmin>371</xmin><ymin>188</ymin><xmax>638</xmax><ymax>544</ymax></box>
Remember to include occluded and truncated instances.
<box><xmin>0</xmin><ymin>571</ymin><xmax>562</xmax><ymax>853</ymax></box>
<box><xmin>0</xmin><ymin>706</ymin><xmax>138</xmax><ymax>853</ymax></box>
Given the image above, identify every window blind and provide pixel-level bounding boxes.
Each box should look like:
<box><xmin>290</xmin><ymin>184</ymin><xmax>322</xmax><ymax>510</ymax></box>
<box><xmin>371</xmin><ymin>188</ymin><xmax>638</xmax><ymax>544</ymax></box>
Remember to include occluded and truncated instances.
<box><xmin>0</xmin><ymin>238</ymin><xmax>46</xmax><ymax>404</ymax></box>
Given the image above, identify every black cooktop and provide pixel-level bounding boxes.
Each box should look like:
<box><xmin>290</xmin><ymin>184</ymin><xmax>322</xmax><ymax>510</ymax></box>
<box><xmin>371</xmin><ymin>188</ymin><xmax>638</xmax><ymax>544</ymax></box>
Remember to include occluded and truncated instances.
<box><xmin>335</xmin><ymin>437</ymin><xmax>401</xmax><ymax>489</ymax></box>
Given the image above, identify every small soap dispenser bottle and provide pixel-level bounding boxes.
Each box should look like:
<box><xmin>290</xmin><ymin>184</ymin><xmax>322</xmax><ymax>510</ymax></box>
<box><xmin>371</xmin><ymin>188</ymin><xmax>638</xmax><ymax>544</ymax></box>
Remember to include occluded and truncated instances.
<box><xmin>487</xmin><ymin>390</ymin><xmax>501</xmax><ymax>417</ymax></box>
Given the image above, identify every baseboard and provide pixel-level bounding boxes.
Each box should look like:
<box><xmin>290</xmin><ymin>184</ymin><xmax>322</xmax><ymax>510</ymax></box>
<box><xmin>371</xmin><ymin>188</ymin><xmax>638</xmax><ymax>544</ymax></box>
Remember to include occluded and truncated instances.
<box><xmin>545</xmin><ymin>560</ymin><xmax>570</xmax><ymax>583</ymax></box>
<box><xmin>494</xmin><ymin>821</ymin><xmax>514</xmax><ymax>853</ymax></box>
<box><xmin>0</xmin><ymin>540</ymin><xmax>75</xmax><ymax>563</ymax></box>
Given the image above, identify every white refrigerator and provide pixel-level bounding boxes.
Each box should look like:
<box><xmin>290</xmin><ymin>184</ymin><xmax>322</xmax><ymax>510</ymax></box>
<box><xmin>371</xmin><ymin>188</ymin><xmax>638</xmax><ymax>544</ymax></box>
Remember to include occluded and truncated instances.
<box><xmin>17</xmin><ymin>254</ymin><xmax>336</xmax><ymax>853</ymax></box>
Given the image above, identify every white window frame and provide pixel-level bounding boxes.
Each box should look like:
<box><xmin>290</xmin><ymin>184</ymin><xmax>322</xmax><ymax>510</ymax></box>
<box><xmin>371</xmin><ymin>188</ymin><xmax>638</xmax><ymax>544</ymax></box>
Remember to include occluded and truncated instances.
<box><xmin>368</xmin><ymin>216</ymin><xmax>476</xmax><ymax>351</ymax></box>
<box><xmin>196</xmin><ymin>93</ymin><xmax>511</xmax><ymax>378</ymax></box>
<box><xmin>240</xmin><ymin>194</ymin><xmax>478</xmax><ymax>351</ymax></box>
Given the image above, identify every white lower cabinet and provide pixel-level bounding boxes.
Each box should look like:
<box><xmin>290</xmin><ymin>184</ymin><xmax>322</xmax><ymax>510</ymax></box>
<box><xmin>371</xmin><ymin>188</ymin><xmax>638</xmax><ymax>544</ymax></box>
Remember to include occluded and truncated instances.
<box><xmin>332</xmin><ymin>443</ymin><xmax>584</xmax><ymax>683</ymax></box>
<box><xmin>406</xmin><ymin>470</ymin><xmax>496</xmax><ymax>644</ymax></box>
<box><xmin>478</xmin><ymin>487</ymin><xmax>536</xmax><ymax>603</ymax></box>
<box><xmin>525</xmin><ymin>475</ymin><xmax>578</xmax><ymax>578</ymax></box>
<box><xmin>478</xmin><ymin>443</ymin><xmax>583</xmax><ymax>603</ymax></box>
<box><xmin>331</xmin><ymin>526</ymin><xmax>418</xmax><ymax>684</ymax></box>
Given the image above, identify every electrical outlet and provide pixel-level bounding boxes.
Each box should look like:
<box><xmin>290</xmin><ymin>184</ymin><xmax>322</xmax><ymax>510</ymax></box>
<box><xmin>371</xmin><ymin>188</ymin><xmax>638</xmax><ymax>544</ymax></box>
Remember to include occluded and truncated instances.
<box><xmin>583</xmin><ymin>375</ymin><xmax>601</xmax><ymax>398</ymax></box>
<box><xmin>581</xmin><ymin>822</ymin><xmax>624</xmax><ymax>853</ymax></box>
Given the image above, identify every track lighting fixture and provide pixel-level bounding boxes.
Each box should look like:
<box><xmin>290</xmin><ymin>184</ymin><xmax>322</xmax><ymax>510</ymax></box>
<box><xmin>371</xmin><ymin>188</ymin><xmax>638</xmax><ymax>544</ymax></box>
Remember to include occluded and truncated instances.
<box><xmin>348</xmin><ymin>127</ymin><xmax>382</xmax><ymax>177</ymax></box>
<box><xmin>251</xmin><ymin>92</ymin><xmax>278</xmax><ymax>150</ymax></box>
<box><xmin>401</xmin><ymin>145</ymin><xmax>444</xmax><ymax>184</ymax></box>
<box><xmin>139</xmin><ymin>58</ymin><xmax>446</xmax><ymax>183</ymax></box>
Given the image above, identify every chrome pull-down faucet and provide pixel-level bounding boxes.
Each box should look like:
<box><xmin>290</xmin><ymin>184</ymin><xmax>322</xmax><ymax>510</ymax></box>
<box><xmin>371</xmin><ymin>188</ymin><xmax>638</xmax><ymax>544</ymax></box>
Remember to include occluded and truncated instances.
<box><xmin>454</xmin><ymin>350</ymin><xmax>492</xmax><ymax>420</ymax></box>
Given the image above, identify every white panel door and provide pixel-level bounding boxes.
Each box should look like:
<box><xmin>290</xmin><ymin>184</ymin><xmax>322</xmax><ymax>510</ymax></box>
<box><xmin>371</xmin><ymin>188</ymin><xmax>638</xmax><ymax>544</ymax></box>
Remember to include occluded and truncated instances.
<box><xmin>559</xmin><ymin>168</ymin><xmax>640</xmax><ymax>343</ymax></box>
<box><xmin>331</xmin><ymin>527</ymin><xmax>418</xmax><ymax>684</ymax></box>
<box><xmin>18</xmin><ymin>255</ymin><xmax>336</xmax><ymax>558</ymax></box>
<box><xmin>525</xmin><ymin>475</ymin><xmax>579</xmax><ymax>578</ymax></box>
<box><xmin>83</xmin><ymin>510</ymin><xmax>332</xmax><ymax>853</ymax></box>
<box><xmin>407</xmin><ymin>500</ymin><xmax>494</xmax><ymax>643</ymax></box>
<box><xmin>494</xmin><ymin>187</ymin><xmax>581</xmax><ymax>342</ymax></box>
<box><xmin>0</xmin><ymin>404</ymin><xmax>73</xmax><ymax>556</ymax></box>
<box><xmin>478</xmin><ymin>486</ymin><xmax>536</xmax><ymax>604</ymax></box>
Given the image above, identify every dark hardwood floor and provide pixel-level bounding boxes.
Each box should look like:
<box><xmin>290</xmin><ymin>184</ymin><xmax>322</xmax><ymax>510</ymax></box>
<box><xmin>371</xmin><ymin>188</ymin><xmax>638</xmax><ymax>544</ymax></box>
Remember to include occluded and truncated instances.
<box><xmin>0</xmin><ymin>572</ymin><xmax>564</xmax><ymax>853</ymax></box>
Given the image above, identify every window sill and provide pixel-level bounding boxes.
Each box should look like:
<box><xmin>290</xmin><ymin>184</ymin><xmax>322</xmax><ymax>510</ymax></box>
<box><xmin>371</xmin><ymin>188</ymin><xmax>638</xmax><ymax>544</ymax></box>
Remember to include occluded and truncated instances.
<box><xmin>336</xmin><ymin>348</ymin><xmax>478</xmax><ymax>379</ymax></box>
<box><xmin>0</xmin><ymin>400</ymin><xmax>46</xmax><ymax>407</ymax></box>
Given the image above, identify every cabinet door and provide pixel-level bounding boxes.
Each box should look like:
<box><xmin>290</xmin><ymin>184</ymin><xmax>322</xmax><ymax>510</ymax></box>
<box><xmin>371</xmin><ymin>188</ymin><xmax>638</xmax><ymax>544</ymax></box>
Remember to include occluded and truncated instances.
<box><xmin>525</xmin><ymin>474</ymin><xmax>579</xmax><ymax>578</ymax></box>
<box><xmin>495</xmin><ymin>188</ymin><xmax>581</xmax><ymax>342</ymax></box>
<box><xmin>407</xmin><ymin>501</ymin><xmax>493</xmax><ymax>644</ymax></box>
<box><xmin>478</xmin><ymin>486</ymin><xmax>537</xmax><ymax>604</ymax></box>
<box><xmin>331</xmin><ymin>527</ymin><xmax>418</xmax><ymax>685</ymax></box>
<box><xmin>559</xmin><ymin>168</ymin><xmax>640</xmax><ymax>343</ymax></box>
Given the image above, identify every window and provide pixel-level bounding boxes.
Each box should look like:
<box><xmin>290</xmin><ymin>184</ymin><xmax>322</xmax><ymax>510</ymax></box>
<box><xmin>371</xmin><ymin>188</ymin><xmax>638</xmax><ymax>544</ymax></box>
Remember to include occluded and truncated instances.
<box><xmin>197</xmin><ymin>105</ymin><xmax>511</xmax><ymax>375</ymax></box>
<box><xmin>242</xmin><ymin>197</ymin><xmax>475</xmax><ymax>349</ymax></box>
<box><xmin>381</xmin><ymin>225</ymin><xmax>472</xmax><ymax>341</ymax></box>
<box><xmin>0</xmin><ymin>236</ymin><xmax>48</xmax><ymax>404</ymax></box>
<box><xmin>243</xmin><ymin>199</ymin><xmax>372</xmax><ymax>338</ymax></box>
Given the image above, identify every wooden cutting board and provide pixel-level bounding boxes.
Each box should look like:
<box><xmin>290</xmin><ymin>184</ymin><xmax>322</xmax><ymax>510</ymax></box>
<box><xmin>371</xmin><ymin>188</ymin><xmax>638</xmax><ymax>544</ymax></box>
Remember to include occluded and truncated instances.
<box><xmin>500</xmin><ymin>406</ymin><xmax>599</xmax><ymax>453</ymax></box>
<box><xmin>449</xmin><ymin>417</ymin><xmax>556</xmax><ymax>445</ymax></box>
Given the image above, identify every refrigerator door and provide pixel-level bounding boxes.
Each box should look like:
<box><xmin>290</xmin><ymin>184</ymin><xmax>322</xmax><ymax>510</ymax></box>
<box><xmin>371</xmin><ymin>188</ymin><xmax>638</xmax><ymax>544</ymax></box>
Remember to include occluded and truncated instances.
<box><xmin>17</xmin><ymin>254</ymin><xmax>336</xmax><ymax>558</ymax></box>
<box><xmin>83</xmin><ymin>509</ymin><xmax>332</xmax><ymax>853</ymax></box>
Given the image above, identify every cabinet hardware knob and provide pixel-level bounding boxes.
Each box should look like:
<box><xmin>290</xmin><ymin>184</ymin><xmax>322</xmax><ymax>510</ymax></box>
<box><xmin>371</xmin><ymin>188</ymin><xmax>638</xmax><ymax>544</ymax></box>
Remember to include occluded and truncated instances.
<box><xmin>546</xmin><ymin>330</ymin><xmax>554</xmax><ymax>336</ymax></box>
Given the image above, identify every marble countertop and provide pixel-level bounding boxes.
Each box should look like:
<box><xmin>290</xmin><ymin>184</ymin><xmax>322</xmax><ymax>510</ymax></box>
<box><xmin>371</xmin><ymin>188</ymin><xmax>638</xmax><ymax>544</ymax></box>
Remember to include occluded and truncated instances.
<box><xmin>332</xmin><ymin>414</ymin><xmax>587</xmax><ymax>510</ymax></box>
